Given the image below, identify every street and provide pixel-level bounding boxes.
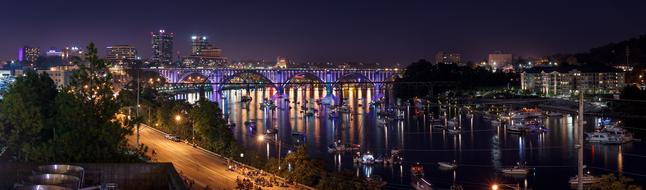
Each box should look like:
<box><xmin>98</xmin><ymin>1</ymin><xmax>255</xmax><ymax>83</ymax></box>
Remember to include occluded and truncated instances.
<box><xmin>128</xmin><ymin>125</ymin><xmax>298</xmax><ymax>190</ymax></box>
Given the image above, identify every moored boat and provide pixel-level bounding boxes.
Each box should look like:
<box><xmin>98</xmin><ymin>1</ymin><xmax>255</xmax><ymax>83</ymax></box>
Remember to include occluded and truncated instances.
<box><xmin>569</xmin><ymin>173</ymin><xmax>599</xmax><ymax>185</ymax></box>
<box><xmin>501</xmin><ymin>162</ymin><xmax>529</xmax><ymax>175</ymax></box>
<box><xmin>411</xmin><ymin>163</ymin><xmax>432</xmax><ymax>190</ymax></box>
<box><xmin>438</xmin><ymin>160</ymin><xmax>457</xmax><ymax>170</ymax></box>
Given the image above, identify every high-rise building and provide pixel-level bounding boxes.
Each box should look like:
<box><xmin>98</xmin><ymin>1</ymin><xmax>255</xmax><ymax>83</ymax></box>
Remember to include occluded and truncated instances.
<box><xmin>151</xmin><ymin>29</ymin><xmax>174</xmax><ymax>65</ymax></box>
<box><xmin>62</xmin><ymin>46</ymin><xmax>83</xmax><ymax>60</ymax></box>
<box><xmin>106</xmin><ymin>45</ymin><xmax>138</xmax><ymax>65</ymax></box>
<box><xmin>488</xmin><ymin>53</ymin><xmax>513</xmax><ymax>70</ymax></box>
<box><xmin>191</xmin><ymin>35</ymin><xmax>209</xmax><ymax>55</ymax></box>
<box><xmin>18</xmin><ymin>46</ymin><xmax>41</xmax><ymax>64</ymax></box>
<box><xmin>183</xmin><ymin>35</ymin><xmax>227</xmax><ymax>67</ymax></box>
<box><xmin>434</xmin><ymin>51</ymin><xmax>461</xmax><ymax>65</ymax></box>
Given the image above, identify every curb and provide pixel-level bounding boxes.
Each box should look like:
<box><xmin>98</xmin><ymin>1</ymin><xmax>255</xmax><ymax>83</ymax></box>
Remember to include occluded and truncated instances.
<box><xmin>141</xmin><ymin>124</ymin><xmax>316</xmax><ymax>190</ymax></box>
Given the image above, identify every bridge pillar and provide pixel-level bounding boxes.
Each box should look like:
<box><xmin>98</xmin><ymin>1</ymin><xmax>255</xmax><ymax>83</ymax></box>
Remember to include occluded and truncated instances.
<box><xmin>372</xmin><ymin>83</ymin><xmax>383</xmax><ymax>101</ymax></box>
<box><xmin>277</xmin><ymin>85</ymin><xmax>285</xmax><ymax>96</ymax></box>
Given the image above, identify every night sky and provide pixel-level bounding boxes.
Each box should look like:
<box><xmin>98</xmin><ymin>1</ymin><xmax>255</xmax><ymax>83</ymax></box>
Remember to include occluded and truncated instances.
<box><xmin>1</xmin><ymin>0</ymin><xmax>645</xmax><ymax>64</ymax></box>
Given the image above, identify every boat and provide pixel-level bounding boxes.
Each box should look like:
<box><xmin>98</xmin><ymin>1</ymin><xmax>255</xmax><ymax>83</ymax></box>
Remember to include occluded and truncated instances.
<box><xmin>265</xmin><ymin>128</ymin><xmax>278</xmax><ymax>135</ymax></box>
<box><xmin>385</xmin><ymin>148</ymin><xmax>403</xmax><ymax>165</ymax></box>
<box><xmin>411</xmin><ymin>163</ymin><xmax>424</xmax><ymax>176</ymax></box>
<box><xmin>586</xmin><ymin>131</ymin><xmax>633</xmax><ymax>144</ymax></box>
<box><xmin>438</xmin><ymin>160</ymin><xmax>457</xmax><ymax>170</ymax></box>
<box><xmin>506</xmin><ymin>123</ymin><xmax>526</xmax><ymax>133</ymax></box>
<box><xmin>411</xmin><ymin>163</ymin><xmax>432</xmax><ymax>190</ymax></box>
<box><xmin>447</xmin><ymin>128</ymin><xmax>461</xmax><ymax>134</ymax></box>
<box><xmin>327</xmin><ymin>141</ymin><xmax>360</xmax><ymax>153</ymax></box>
<box><xmin>586</xmin><ymin>132</ymin><xmax>610</xmax><ymax>143</ymax></box>
<box><xmin>501</xmin><ymin>162</ymin><xmax>529</xmax><ymax>175</ymax></box>
<box><xmin>569</xmin><ymin>173</ymin><xmax>600</xmax><ymax>185</ymax></box>
<box><xmin>374</xmin><ymin>155</ymin><xmax>385</xmax><ymax>163</ymax></box>
<box><xmin>361</xmin><ymin>152</ymin><xmax>375</xmax><ymax>165</ymax></box>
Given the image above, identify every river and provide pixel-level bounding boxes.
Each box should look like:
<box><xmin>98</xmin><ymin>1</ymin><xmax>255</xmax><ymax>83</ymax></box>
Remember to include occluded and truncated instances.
<box><xmin>179</xmin><ymin>87</ymin><xmax>646</xmax><ymax>189</ymax></box>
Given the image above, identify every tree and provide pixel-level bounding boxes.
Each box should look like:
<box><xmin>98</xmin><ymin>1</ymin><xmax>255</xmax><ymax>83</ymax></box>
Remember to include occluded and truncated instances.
<box><xmin>50</xmin><ymin>43</ymin><xmax>141</xmax><ymax>162</ymax></box>
<box><xmin>620</xmin><ymin>85</ymin><xmax>646</xmax><ymax>100</ymax></box>
<box><xmin>189</xmin><ymin>99</ymin><xmax>239</xmax><ymax>157</ymax></box>
<box><xmin>594</xmin><ymin>174</ymin><xmax>642</xmax><ymax>190</ymax></box>
<box><xmin>393</xmin><ymin>59</ymin><xmax>516</xmax><ymax>100</ymax></box>
<box><xmin>392</xmin><ymin>59</ymin><xmax>435</xmax><ymax>100</ymax></box>
<box><xmin>283</xmin><ymin>147</ymin><xmax>324</xmax><ymax>186</ymax></box>
<box><xmin>0</xmin><ymin>71</ymin><xmax>58</xmax><ymax>161</ymax></box>
<box><xmin>316</xmin><ymin>170</ymin><xmax>378</xmax><ymax>190</ymax></box>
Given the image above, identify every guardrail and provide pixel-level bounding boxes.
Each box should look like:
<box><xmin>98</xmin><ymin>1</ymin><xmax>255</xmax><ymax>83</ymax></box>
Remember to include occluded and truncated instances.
<box><xmin>0</xmin><ymin>146</ymin><xmax>7</xmax><ymax>157</ymax></box>
<box><xmin>142</xmin><ymin>124</ymin><xmax>316</xmax><ymax>190</ymax></box>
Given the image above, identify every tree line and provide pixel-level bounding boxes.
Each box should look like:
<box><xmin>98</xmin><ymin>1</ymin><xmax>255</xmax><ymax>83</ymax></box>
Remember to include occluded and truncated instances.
<box><xmin>393</xmin><ymin>59</ymin><xmax>517</xmax><ymax>100</ymax></box>
<box><xmin>0</xmin><ymin>43</ymin><xmax>143</xmax><ymax>162</ymax></box>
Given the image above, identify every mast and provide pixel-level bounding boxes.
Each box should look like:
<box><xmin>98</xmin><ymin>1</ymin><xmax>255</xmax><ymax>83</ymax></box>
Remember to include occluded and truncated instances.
<box><xmin>576</xmin><ymin>90</ymin><xmax>583</xmax><ymax>190</ymax></box>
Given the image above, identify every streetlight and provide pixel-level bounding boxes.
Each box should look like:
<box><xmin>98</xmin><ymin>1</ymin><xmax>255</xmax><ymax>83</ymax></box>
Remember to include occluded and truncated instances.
<box><xmin>258</xmin><ymin>135</ymin><xmax>282</xmax><ymax>171</ymax></box>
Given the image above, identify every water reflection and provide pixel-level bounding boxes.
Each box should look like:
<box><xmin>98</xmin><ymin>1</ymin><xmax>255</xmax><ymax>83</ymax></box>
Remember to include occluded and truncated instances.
<box><xmin>174</xmin><ymin>88</ymin><xmax>643</xmax><ymax>189</ymax></box>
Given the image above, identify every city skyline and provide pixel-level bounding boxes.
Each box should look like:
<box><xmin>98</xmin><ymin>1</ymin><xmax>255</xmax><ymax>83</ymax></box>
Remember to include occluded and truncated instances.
<box><xmin>1</xmin><ymin>0</ymin><xmax>646</xmax><ymax>64</ymax></box>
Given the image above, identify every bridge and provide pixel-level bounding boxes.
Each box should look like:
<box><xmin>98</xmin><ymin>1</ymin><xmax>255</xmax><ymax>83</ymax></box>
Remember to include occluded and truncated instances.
<box><xmin>147</xmin><ymin>68</ymin><xmax>403</xmax><ymax>102</ymax></box>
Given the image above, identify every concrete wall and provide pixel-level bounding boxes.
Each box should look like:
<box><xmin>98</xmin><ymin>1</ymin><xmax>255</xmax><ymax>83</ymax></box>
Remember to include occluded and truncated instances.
<box><xmin>0</xmin><ymin>163</ymin><xmax>186</xmax><ymax>190</ymax></box>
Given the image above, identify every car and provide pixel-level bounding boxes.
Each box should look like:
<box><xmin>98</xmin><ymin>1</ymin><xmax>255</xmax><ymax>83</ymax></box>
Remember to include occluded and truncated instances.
<box><xmin>165</xmin><ymin>134</ymin><xmax>180</xmax><ymax>142</ymax></box>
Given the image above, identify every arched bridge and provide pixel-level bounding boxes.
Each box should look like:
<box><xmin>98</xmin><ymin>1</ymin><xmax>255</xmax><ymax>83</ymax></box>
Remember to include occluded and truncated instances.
<box><xmin>148</xmin><ymin>68</ymin><xmax>401</xmax><ymax>99</ymax></box>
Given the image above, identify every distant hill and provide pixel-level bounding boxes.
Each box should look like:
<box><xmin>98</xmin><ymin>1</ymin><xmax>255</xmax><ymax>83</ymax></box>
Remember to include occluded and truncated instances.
<box><xmin>553</xmin><ymin>34</ymin><xmax>646</xmax><ymax>66</ymax></box>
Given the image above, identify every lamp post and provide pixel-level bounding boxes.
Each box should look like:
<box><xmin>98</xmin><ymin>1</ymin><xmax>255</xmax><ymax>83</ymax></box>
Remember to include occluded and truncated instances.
<box><xmin>258</xmin><ymin>135</ymin><xmax>282</xmax><ymax>171</ymax></box>
<box><xmin>175</xmin><ymin>113</ymin><xmax>195</xmax><ymax>145</ymax></box>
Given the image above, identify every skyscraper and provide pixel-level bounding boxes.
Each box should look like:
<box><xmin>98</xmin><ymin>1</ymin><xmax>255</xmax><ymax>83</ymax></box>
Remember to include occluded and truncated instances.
<box><xmin>183</xmin><ymin>35</ymin><xmax>227</xmax><ymax>67</ymax></box>
<box><xmin>191</xmin><ymin>35</ymin><xmax>208</xmax><ymax>55</ymax></box>
<box><xmin>62</xmin><ymin>46</ymin><xmax>83</xmax><ymax>60</ymax></box>
<box><xmin>106</xmin><ymin>45</ymin><xmax>138</xmax><ymax>65</ymax></box>
<box><xmin>18</xmin><ymin>46</ymin><xmax>41</xmax><ymax>64</ymax></box>
<box><xmin>151</xmin><ymin>29</ymin><xmax>174</xmax><ymax>65</ymax></box>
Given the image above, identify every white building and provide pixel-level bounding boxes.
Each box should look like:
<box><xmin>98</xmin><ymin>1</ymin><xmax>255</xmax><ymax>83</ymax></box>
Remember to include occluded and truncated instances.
<box><xmin>521</xmin><ymin>66</ymin><xmax>625</xmax><ymax>97</ymax></box>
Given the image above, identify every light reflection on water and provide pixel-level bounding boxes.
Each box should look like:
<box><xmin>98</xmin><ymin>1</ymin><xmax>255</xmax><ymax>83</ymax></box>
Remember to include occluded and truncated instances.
<box><xmin>176</xmin><ymin>88</ymin><xmax>644</xmax><ymax>189</ymax></box>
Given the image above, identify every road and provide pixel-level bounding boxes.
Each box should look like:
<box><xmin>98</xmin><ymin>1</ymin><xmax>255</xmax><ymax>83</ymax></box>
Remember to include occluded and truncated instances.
<box><xmin>128</xmin><ymin>125</ymin><xmax>298</xmax><ymax>190</ymax></box>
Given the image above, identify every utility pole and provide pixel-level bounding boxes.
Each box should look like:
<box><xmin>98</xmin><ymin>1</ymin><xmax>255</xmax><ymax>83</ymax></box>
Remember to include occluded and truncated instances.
<box><xmin>576</xmin><ymin>88</ymin><xmax>583</xmax><ymax>190</ymax></box>
<box><xmin>136</xmin><ymin>68</ymin><xmax>141</xmax><ymax>146</ymax></box>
